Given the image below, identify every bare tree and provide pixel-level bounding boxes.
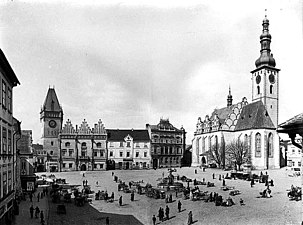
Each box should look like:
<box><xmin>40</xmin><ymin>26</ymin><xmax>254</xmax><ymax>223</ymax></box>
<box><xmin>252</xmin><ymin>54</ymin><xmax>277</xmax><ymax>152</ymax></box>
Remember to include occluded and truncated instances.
<box><xmin>210</xmin><ymin>141</ymin><xmax>224</xmax><ymax>168</ymax></box>
<box><xmin>225</xmin><ymin>139</ymin><xmax>249</xmax><ymax>171</ymax></box>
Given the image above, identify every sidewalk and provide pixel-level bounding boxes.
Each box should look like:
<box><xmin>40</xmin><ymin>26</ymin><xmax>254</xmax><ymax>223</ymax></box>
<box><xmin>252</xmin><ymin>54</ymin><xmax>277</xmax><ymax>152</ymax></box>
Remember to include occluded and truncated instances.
<box><xmin>12</xmin><ymin>187</ymin><xmax>49</xmax><ymax>225</ymax></box>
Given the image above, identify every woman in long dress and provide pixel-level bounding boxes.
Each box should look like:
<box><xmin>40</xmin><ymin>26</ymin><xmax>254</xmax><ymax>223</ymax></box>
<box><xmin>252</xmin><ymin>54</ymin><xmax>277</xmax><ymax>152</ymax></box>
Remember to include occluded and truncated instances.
<box><xmin>188</xmin><ymin>211</ymin><xmax>193</xmax><ymax>225</ymax></box>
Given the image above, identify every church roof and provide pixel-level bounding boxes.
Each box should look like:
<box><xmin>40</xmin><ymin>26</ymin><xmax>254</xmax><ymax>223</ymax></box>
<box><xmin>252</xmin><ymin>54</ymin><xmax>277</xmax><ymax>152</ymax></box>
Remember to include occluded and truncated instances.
<box><xmin>42</xmin><ymin>88</ymin><xmax>62</xmax><ymax>112</ymax></box>
<box><xmin>235</xmin><ymin>101</ymin><xmax>275</xmax><ymax>131</ymax></box>
<box><xmin>107</xmin><ymin>129</ymin><xmax>150</xmax><ymax>142</ymax></box>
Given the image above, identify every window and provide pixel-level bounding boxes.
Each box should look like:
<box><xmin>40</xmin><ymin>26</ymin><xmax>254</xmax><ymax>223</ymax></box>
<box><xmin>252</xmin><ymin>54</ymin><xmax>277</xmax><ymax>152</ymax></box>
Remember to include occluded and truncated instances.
<box><xmin>7</xmin><ymin>88</ymin><xmax>11</xmax><ymax>112</ymax></box>
<box><xmin>69</xmin><ymin>150</ymin><xmax>73</xmax><ymax>157</ymax></box>
<box><xmin>8</xmin><ymin>130</ymin><xmax>11</xmax><ymax>154</ymax></box>
<box><xmin>292</xmin><ymin>162</ymin><xmax>295</xmax><ymax>167</ymax></box>
<box><xmin>96</xmin><ymin>142</ymin><xmax>102</xmax><ymax>148</ymax></box>
<box><xmin>62</xmin><ymin>150</ymin><xmax>66</xmax><ymax>156</ymax></box>
<box><xmin>81</xmin><ymin>151</ymin><xmax>86</xmax><ymax>157</ymax></box>
<box><xmin>255</xmin><ymin>133</ymin><xmax>261</xmax><ymax>157</ymax></box>
<box><xmin>257</xmin><ymin>86</ymin><xmax>260</xmax><ymax>94</ymax></box>
<box><xmin>120</xmin><ymin>142</ymin><xmax>123</xmax><ymax>147</ymax></box>
<box><xmin>63</xmin><ymin>163</ymin><xmax>66</xmax><ymax>168</ymax></box>
<box><xmin>100</xmin><ymin>151</ymin><xmax>104</xmax><ymax>157</ymax></box>
<box><xmin>109</xmin><ymin>151</ymin><xmax>113</xmax><ymax>157</ymax></box>
<box><xmin>2</xmin><ymin>81</ymin><xmax>6</xmax><ymax>108</ymax></box>
<box><xmin>292</xmin><ymin>149</ymin><xmax>295</xmax><ymax>153</ymax></box>
<box><xmin>94</xmin><ymin>164</ymin><xmax>97</xmax><ymax>169</ymax></box>
<box><xmin>3</xmin><ymin>172</ymin><xmax>7</xmax><ymax>195</ymax></box>
<box><xmin>2</xmin><ymin>127</ymin><xmax>7</xmax><ymax>153</ymax></box>
<box><xmin>144</xmin><ymin>152</ymin><xmax>147</xmax><ymax>157</ymax></box>
<box><xmin>144</xmin><ymin>142</ymin><xmax>148</xmax><ymax>148</ymax></box>
<box><xmin>299</xmin><ymin>162</ymin><xmax>301</xmax><ymax>167</ymax></box>
<box><xmin>136</xmin><ymin>152</ymin><xmax>139</xmax><ymax>157</ymax></box>
<box><xmin>270</xmin><ymin>85</ymin><xmax>273</xmax><ymax>94</ymax></box>
<box><xmin>94</xmin><ymin>151</ymin><xmax>98</xmax><ymax>157</ymax></box>
<box><xmin>268</xmin><ymin>133</ymin><xmax>273</xmax><ymax>157</ymax></box>
<box><xmin>126</xmin><ymin>142</ymin><xmax>131</xmax><ymax>147</ymax></box>
<box><xmin>51</xmin><ymin>141</ymin><xmax>54</xmax><ymax>146</ymax></box>
<box><xmin>120</xmin><ymin>152</ymin><xmax>123</xmax><ymax>157</ymax></box>
<box><xmin>110</xmin><ymin>142</ymin><xmax>114</xmax><ymax>147</ymax></box>
<box><xmin>126</xmin><ymin>152</ymin><xmax>130</xmax><ymax>157</ymax></box>
<box><xmin>100</xmin><ymin>164</ymin><xmax>104</xmax><ymax>169</ymax></box>
<box><xmin>65</xmin><ymin>142</ymin><xmax>71</xmax><ymax>147</ymax></box>
<box><xmin>161</xmin><ymin>147</ymin><xmax>164</xmax><ymax>155</ymax></box>
<box><xmin>244</xmin><ymin>134</ymin><xmax>248</xmax><ymax>153</ymax></box>
<box><xmin>50</xmin><ymin>151</ymin><xmax>53</xmax><ymax>155</ymax></box>
<box><xmin>169</xmin><ymin>147</ymin><xmax>172</xmax><ymax>154</ymax></box>
<box><xmin>136</xmin><ymin>143</ymin><xmax>140</xmax><ymax>148</ymax></box>
<box><xmin>8</xmin><ymin>171</ymin><xmax>12</xmax><ymax>192</ymax></box>
<box><xmin>69</xmin><ymin>163</ymin><xmax>73</xmax><ymax>168</ymax></box>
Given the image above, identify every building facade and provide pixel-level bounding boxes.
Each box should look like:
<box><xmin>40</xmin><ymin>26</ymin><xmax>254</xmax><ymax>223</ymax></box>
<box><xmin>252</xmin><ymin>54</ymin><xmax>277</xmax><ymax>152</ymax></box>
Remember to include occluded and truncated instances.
<box><xmin>59</xmin><ymin>119</ymin><xmax>107</xmax><ymax>171</ymax></box>
<box><xmin>280</xmin><ymin>138</ymin><xmax>301</xmax><ymax>171</ymax></box>
<box><xmin>40</xmin><ymin>87</ymin><xmax>63</xmax><ymax>172</ymax></box>
<box><xmin>0</xmin><ymin>50</ymin><xmax>20</xmax><ymax>225</ymax></box>
<box><xmin>107</xmin><ymin>129</ymin><xmax>151</xmax><ymax>170</ymax></box>
<box><xmin>32</xmin><ymin>143</ymin><xmax>45</xmax><ymax>172</ymax></box>
<box><xmin>192</xmin><ymin>17</ymin><xmax>280</xmax><ymax>170</ymax></box>
<box><xmin>146</xmin><ymin>119</ymin><xmax>185</xmax><ymax>169</ymax></box>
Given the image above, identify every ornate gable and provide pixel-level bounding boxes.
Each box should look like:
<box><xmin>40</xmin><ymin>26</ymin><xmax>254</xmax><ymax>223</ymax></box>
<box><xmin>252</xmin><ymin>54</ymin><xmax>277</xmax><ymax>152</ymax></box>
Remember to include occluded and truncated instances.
<box><xmin>62</xmin><ymin>119</ymin><xmax>76</xmax><ymax>134</ymax></box>
<box><xmin>78</xmin><ymin>119</ymin><xmax>92</xmax><ymax>134</ymax></box>
<box><xmin>93</xmin><ymin>119</ymin><xmax>106</xmax><ymax>134</ymax></box>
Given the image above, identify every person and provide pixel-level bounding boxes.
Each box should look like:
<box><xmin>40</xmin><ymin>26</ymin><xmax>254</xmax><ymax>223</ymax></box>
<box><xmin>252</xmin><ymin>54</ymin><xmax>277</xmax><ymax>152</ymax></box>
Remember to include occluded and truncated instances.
<box><xmin>250</xmin><ymin>178</ymin><xmax>254</xmax><ymax>187</ymax></box>
<box><xmin>169</xmin><ymin>193</ymin><xmax>173</xmax><ymax>203</ymax></box>
<box><xmin>111</xmin><ymin>192</ymin><xmax>114</xmax><ymax>200</ymax></box>
<box><xmin>188</xmin><ymin>211</ymin><xmax>193</xmax><ymax>225</ymax></box>
<box><xmin>152</xmin><ymin>215</ymin><xmax>156</xmax><ymax>225</ymax></box>
<box><xmin>240</xmin><ymin>198</ymin><xmax>244</xmax><ymax>205</ymax></box>
<box><xmin>158</xmin><ymin>207</ymin><xmax>162</xmax><ymax>222</ymax></box>
<box><xmin>30</xmin><ymin>205</ymin><xmax>34</xmax><ymax>218</ymax></box>
<box><xmin>178</xmin><ymin>200</ymin><xmax>182</xmax><ymax>212</ymax></box>
<box><xmin>212</xmin><ymin>173</ymin><xmax>215</xmax><ymax>179</ymax></box>
<box><xmin>37</xmin><ymin>192</ymin><xmax>40</xmax><ymax>202</ymax></box>
<box><xmin>131</xmin><ymin>191</ymin><xmax>134</xmax><ymax>201</ymax></box>
<box><xmin>119</xmin><ymin>196</ymin><xmax>122</xmax><ymax>206</ymax></box>
<box><xmin>165</xmin><ymin>205</ymin><xmax>170</xmax><ymax>220</ymax></box>
<box><xmin>106</xmin><ymin>217</ymin><xmax>109</xmax><ymax>225</ymax></box>
<box><xmin>29</xmin><ymin>192</ymin><xmax>33</xmax><ymax>202</ymax></box>
<box><xmin>222</xmin><ymin>179</ymin><xmax>226</xmax><ymax>186</ymax></box>
<box><xmin>40</xmin><ymin>210</ymin><xmax>44</xmax><ymax>224</ymax></box>
<box><xmin>35</xmin><ymin>206</ymin><xmax>40</xmax><ymax>218</ymax></box>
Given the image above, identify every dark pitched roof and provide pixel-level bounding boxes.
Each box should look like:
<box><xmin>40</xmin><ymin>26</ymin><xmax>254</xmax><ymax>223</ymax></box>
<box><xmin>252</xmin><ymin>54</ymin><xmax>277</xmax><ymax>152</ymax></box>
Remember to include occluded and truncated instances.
<box><xmin>42</xmin><ymin>88</ymin><xmax>62</xmax><ymax>112</ymax></box>
<box><xmin>106</xmin><ymin>129</ymin><xmax>150</xmax><ymax>141</ymax></box>
<box><xmin>212</xmin><ymin>105</ymin><xmax>234</xmax><ymax>124</ymax></box>
<box><xmin>148</xmin><ymin>119</ymin><xmax>182</xmax><ymax>132</ymax></box>
<box><xmin>235</xmin><ymin>101</ymin><xmax>275</xmax><ymax>131</ymax></box>
<box><xmin>0</xmin><ymin>49</ymin><xmax>20</xmax><ymax>86</ymax></box>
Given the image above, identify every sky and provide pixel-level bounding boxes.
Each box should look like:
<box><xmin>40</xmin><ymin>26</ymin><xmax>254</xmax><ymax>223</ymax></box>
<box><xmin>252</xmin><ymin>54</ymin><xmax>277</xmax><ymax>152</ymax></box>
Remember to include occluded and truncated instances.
<box><xmin>0</xmin><ymin>0</ymin><xmax>302</xmax><ymax>144</ymax></box>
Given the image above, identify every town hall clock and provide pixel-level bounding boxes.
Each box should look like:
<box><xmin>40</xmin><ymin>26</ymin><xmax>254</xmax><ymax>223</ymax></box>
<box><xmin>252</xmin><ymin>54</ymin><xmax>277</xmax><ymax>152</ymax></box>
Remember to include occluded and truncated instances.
<box><xmin>49</xmin><ymin>120</ymin><xmax>57</xmax><ymax>128</ymax></box>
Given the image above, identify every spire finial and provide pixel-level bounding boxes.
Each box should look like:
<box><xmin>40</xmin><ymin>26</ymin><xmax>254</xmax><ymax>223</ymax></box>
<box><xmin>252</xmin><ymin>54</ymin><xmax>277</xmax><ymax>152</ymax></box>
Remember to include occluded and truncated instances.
<box><xmin>229</xmin><ymin>85</ymin><xmax>231</xmax><ymax>95</ymax></box>
<box><xmin>227</xmin><ymin>85</ymin><xmax>233</xmax><ymax>107</ymax></box>
<box><xmin>265</xmin><ymin>9</ymin><xmax>267</xmax><ymax>17</ymax></box>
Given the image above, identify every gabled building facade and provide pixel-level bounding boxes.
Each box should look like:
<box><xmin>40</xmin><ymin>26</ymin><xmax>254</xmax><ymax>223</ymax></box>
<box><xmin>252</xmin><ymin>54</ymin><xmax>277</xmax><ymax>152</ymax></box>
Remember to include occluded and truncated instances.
<box><xmin>0</xmin><ymin>50</ymin><xmax>20</xmax><ymax>225</ymax></box>
<box><xmin>59</xmin><ymin>119</ymin><xmax>107</xmax><ymax>171</ymax></box>
<box><xmin>146</xmin><ymin>119</ymin><xmax>185</xmax><ymax>169</ymax></box>
<box><xmin>40</xmin><ymin>87</ymin><xmax>63</xmax><ymax>172</ymax></box>
<box><xmin>192</xmin><ymin>17</ymin><xmax>280</xmax><ymax>170</ymax></box>
<box><xmin>107</xmin><ymin>129</ymin><xmax>151</xmax><ymax>170</ymax></box>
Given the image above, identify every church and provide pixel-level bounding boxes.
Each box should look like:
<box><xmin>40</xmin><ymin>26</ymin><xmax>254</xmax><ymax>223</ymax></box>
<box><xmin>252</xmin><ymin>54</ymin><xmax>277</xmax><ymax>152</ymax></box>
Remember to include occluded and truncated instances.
<box><xmin>191</xmin><ymin>16</ymin><xmax>280</xmax><ymax>170</ymax></box>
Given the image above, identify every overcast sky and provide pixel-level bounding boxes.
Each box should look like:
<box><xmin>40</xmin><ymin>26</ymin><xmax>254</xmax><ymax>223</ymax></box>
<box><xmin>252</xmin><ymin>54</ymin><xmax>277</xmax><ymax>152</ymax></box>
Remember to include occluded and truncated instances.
<box><xmin>0</xmin><ymin>0</ymin><xmax>302</xmax><ymax>143</ymax></box>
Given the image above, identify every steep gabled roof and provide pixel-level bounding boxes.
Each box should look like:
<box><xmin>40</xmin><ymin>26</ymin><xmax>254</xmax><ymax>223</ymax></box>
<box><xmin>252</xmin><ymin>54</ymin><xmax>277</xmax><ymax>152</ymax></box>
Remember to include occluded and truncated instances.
<box><xmin>277</xmin><ymin>113</ymin><xmax>303</xmax><ymax>134</ymax></box>
<box><xmin>42</xmin><ymin>88</ymin><xmax>62</xmax><ymax>112</ymax></box>
<box><xmin>235</xmin><ymin>101</ymin><xmax>275</xmax><ymax>131</ymax></box>
<box><xmin>0</xmin><ymin>49</ymin><xmax>20</xmax><ymax>86</ymax></box>
<box><xmin>107</xmin><ymin>129</ymin><xmax>150</xmax><ymax>142</ymax></box>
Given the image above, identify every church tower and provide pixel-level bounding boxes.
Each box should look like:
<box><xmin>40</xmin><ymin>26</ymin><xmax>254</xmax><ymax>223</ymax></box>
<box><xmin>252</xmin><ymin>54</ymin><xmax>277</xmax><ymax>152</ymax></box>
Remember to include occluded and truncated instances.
<box><xmin>251</xmin><ymin>16</ymin><xmax>280</xmax><ymax>128</ymax></box>
<box><xmin>40</xmin><ymin>87</ymin><xmax>63</xmax><ymax>167</ymax></box>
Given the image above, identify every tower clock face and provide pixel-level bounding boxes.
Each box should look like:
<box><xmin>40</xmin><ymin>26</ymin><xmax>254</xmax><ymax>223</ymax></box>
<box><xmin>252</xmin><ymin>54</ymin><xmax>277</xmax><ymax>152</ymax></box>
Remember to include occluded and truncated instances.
<box><xmin>49</xmin><ymin>120</ymin><xmax>57</xmax><ymax>128</ymax></box>
<box><xmin>269</xmin><ymin>74</ymin><xmax>275</xmax><ymax>84</ymax></box>
<box><xmin>256</xmin><ymin>75</ymin><xmax>261</xmax><ymax>84</ymax></box>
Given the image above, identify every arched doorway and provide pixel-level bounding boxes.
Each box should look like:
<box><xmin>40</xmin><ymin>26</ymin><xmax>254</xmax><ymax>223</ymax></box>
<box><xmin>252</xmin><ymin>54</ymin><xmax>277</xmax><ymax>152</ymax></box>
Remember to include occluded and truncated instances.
<box><xmin>202</xmin><ymin>156</ymin><xmax>206</xmax><ymax>164</ymax></box>
<box><xmin>80</xmin><ymin>164</ymin><xmax>87</xmax><ymax>171</ymax></box>
<box><xmin>125</xmin><ymin>162</ymin><xmax>130</xmax><ymax>170</ymax></box>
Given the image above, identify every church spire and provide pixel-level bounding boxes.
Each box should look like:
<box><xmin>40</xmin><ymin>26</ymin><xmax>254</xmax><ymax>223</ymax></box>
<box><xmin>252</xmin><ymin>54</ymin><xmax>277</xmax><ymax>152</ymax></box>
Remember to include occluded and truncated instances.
<box><xmin>227</xmin><ymin>85</ymin><xmax>233</xmax><ymax>107</ymax></box>
<box><xmin>255</xmin><ymin>13</ymin><xmax>276</xmax><ymax>68</ymax></box>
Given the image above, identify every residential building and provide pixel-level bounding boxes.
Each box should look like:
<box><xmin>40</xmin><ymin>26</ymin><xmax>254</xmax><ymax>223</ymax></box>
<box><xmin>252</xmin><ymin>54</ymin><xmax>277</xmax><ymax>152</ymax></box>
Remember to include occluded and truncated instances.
<box><xmin>146</xmin><ymin>119</ymin><xmax>185</xmax><ymax>169</ymax></box>
<box><xmin>40</xmin><ymin>87</ymin><xmax>63</xmax><ymax>172</ymax></box>
<box><xmin>17</xmin><ymin>130</ymin><xmax>36</xmax><ymax>192</ymax></box>
<box><xmin>0</xmin><ymin>50</ymin><xmax>20</xmax><ymax>225</ymax></box>
<box><xmin>32</xmin><ymin>143</ymin><xmax>45</xmax><ymax>172</ymax></box>
<box><xmin>107</xmin><ymin>129</ymin><xmax>151</xmax><ymax>170</ymax></box>
<box><xmin>59</xmin><ymin>119</ymin><xmax>107</xmax><ymax>171</ymax></box>
<box><xmin>192</xmin><ymin>16</ymin><xmax>280</xmax><ymax>170</ymax></box>
<box><xmin>280</xmin><ymin>138</ymin><xmax>301</xmax><ymax>171</ymax></box>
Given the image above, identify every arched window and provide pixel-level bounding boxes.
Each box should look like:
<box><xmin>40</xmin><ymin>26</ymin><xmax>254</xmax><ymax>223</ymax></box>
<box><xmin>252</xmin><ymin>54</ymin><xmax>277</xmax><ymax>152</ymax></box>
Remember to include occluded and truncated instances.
<box><xmin>257</xmin><ymin>86</ymin><xmax>260</xmax><ymax>94</ymax></box>
<box><xmin>214</xmin><ymin>135</ymin><xmax>218</xmax><ymax>151</ymax></box>
<box><xmin>244</xmin><ymin>134</ymin><xmax>248</xmax><ymax>152</ymax></box>
<box><xmin>270</xmin><ymin>85</ymin><xmax>273</xmax><ymax>94</ymax></box>
<box><xmin>96</xmin><ymin>142</ymin><xmax>102</xmax><ymax>148</ymax></box>
<box><xmin>81</xmin><ymin>142</ymin><xmax>86</xmax><ymax>147</ymax></box>
<box><xmin>255</xmin><ymin>133</ymin><xmax>261</xmax><ymax>157</ymax></box>
<box><xmin>65</xmin><ymin>142</ymin><xmax>70</xmax><ymax>147</ymax></box>
<box><xmin>268</xmin><ymin>133</ymin><xmax>273</xmax><ymax>157</ymax></box>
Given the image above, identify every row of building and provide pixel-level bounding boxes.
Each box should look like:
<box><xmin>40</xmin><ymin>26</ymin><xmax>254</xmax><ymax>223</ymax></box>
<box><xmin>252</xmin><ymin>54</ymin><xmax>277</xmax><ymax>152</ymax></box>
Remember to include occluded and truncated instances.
<box><xmin>35</xmin><ymin>88</ymin><xmax>188</xmax><ymax>172</ymax></box>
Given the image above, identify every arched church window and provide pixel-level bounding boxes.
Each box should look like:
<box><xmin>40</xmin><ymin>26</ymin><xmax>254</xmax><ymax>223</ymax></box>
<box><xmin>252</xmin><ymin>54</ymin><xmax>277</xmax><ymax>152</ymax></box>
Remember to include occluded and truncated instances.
<box><xmin>268</xmin><ymin>133</ymin><xmax>273</xmax><ymax>158</ymax></box>
<box><xmin>255</xmin><ymin>133</ymin><xmax>261</xmax><ymax>157</ymax></box>
<box><xmin>257</xmin><ymin>86</ymin><xmax>260</xmax><ymax>94</ymax></box>
<box><xmin>244</xmin><ymin>134</ymin><xmax>248</xmax><ymax>153</ymax></box>
<box><xmin>270</xmin><ymin>85</ymin><xmax>273</xmax><ymax>94</ymax></box>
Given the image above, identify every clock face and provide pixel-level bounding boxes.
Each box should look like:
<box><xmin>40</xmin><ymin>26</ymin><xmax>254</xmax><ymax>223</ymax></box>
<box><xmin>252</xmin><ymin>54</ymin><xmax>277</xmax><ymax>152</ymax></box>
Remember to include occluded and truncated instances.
<box><xmin>269</xmin><ymin>74</ymin><xmax>275</xmax><ymax>84</ymax></box>
<box><xmin>49</xmin><ymin>120</ymin><xmax>57</xmax><ymax>128</ymax></box>
<box><xmin>256</xmin><ymin>75</ymin><xmax>261</xmax><ymax>84</ymax></box>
